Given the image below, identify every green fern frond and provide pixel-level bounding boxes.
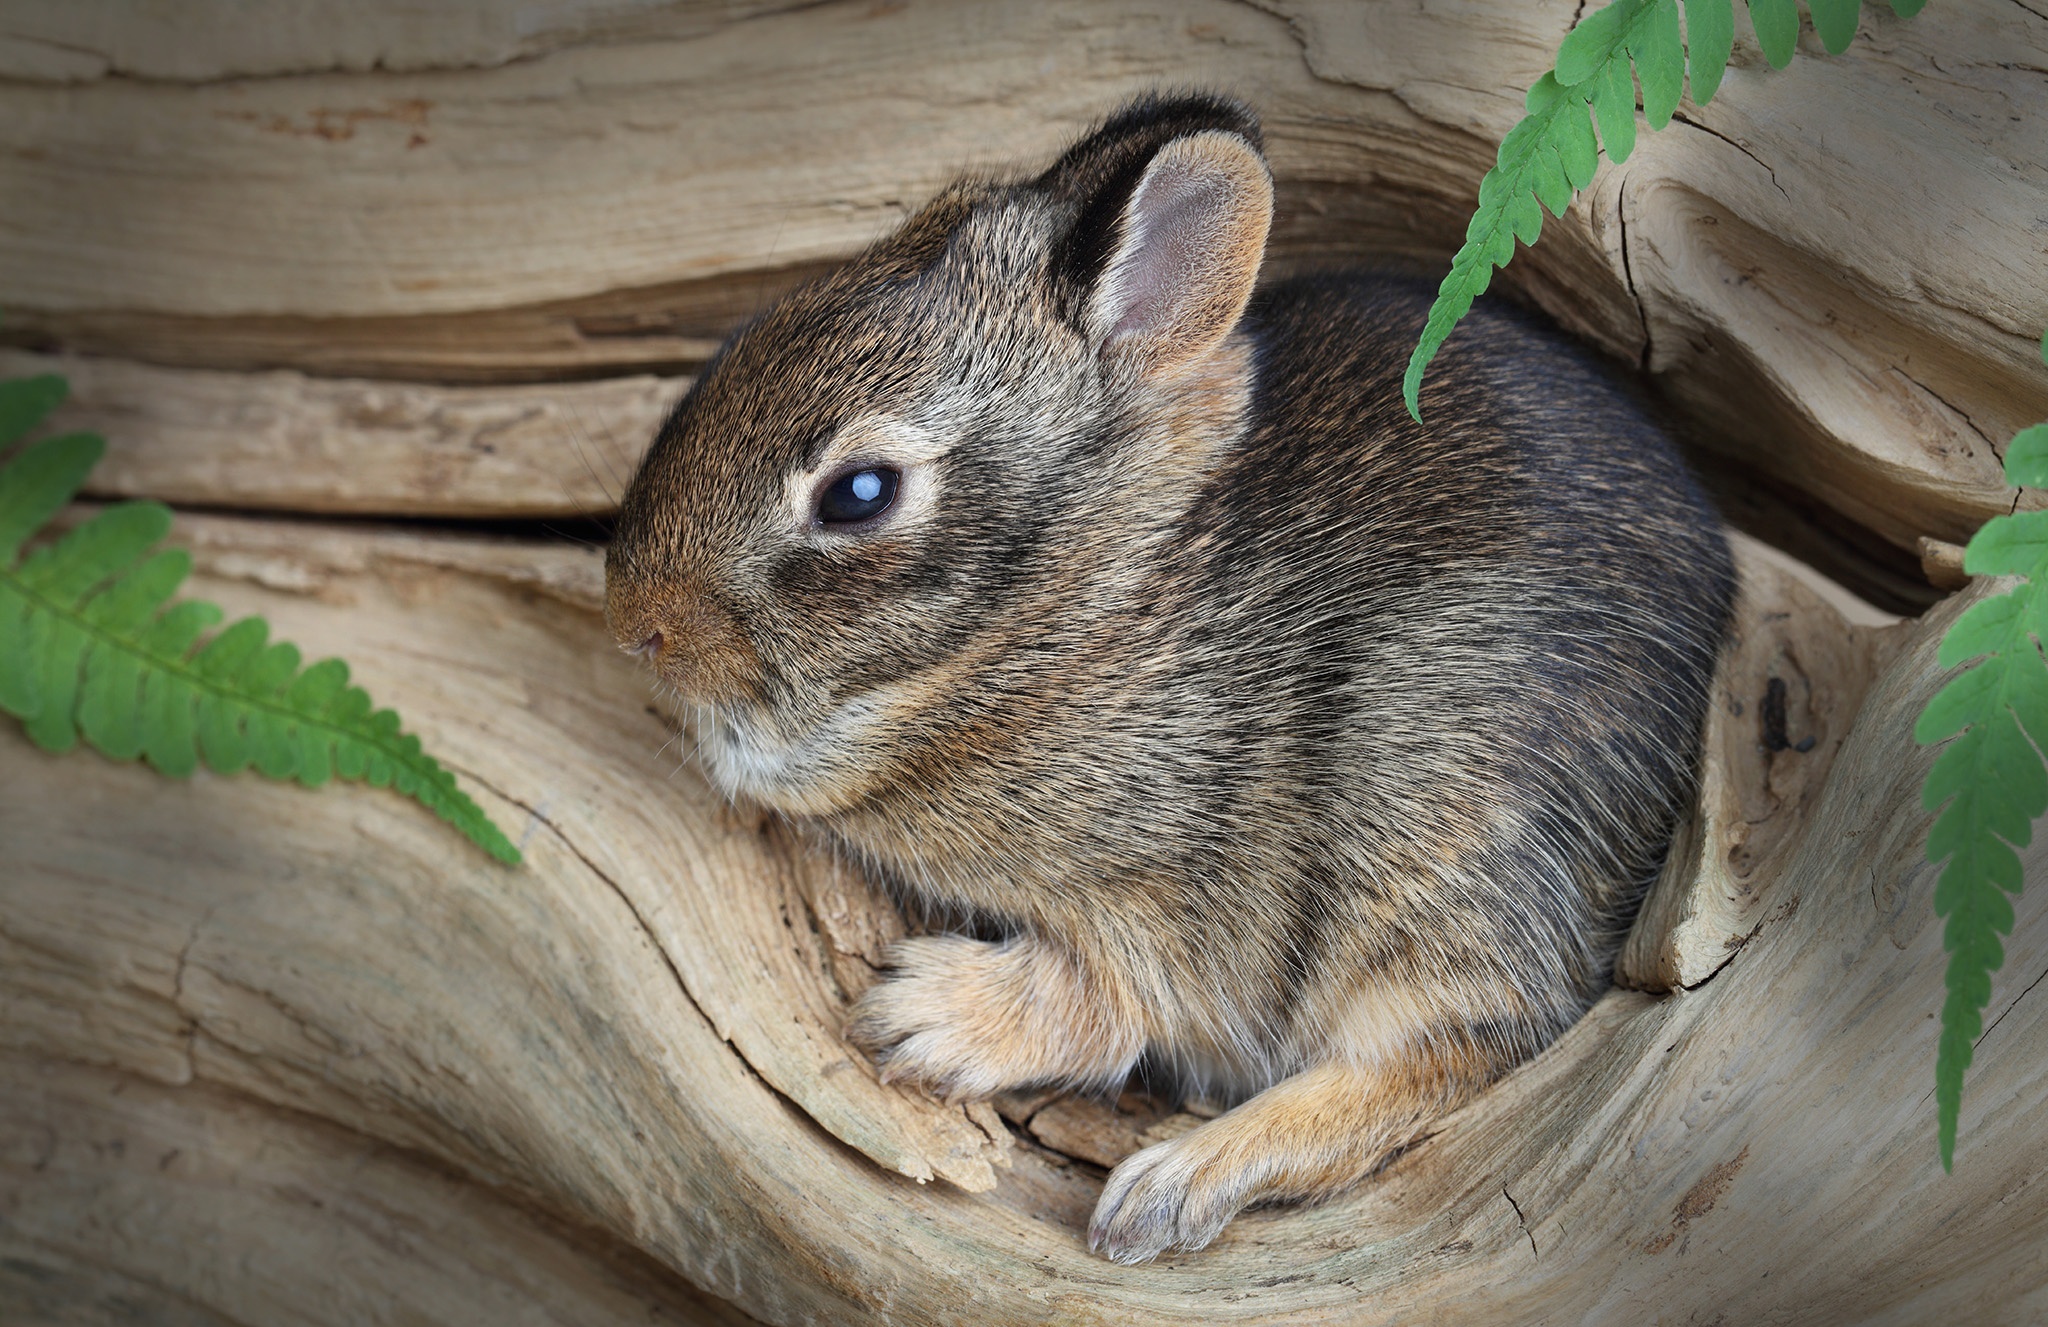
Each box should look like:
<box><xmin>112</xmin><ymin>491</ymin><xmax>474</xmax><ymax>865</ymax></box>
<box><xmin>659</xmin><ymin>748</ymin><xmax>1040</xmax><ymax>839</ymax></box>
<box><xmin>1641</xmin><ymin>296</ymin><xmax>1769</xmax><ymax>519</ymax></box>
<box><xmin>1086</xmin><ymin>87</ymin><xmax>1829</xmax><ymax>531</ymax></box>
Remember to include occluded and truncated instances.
<box><xmin>1403</xmin><ymin>0</ymin><xmax>1927</xmax><ymax>422</ymax></box>
<box><xmin>1916</xmin><ymin>327</ymin><xmax>2048</xmax><ymax>1170</ymax></box>
<box><xmin>0</xmin><ymin>375</ymin><xmax>521</xmax><ymax>864</ymax></box>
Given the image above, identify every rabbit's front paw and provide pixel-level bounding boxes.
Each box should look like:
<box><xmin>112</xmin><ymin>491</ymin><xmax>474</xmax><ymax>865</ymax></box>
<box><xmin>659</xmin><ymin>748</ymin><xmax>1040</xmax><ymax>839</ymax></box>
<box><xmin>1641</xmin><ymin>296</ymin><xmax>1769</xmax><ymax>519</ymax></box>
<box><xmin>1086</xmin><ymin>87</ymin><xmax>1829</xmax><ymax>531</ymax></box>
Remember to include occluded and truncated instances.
<box><xmin>845</xmin><ymin>934</ymin><xmax>1141</xmax><ymax>1102</ymax></box>
<box><xmin>846</xmin><ymin>937</ymin><xmax>1015</xmax><ymax>1100</ymax></box>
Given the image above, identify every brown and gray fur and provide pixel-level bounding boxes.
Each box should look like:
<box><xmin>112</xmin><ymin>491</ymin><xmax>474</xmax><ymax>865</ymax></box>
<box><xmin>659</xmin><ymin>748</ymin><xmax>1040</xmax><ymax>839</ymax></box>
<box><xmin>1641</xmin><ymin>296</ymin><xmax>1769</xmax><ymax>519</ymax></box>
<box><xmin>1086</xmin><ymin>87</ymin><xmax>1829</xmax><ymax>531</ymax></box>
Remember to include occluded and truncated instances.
<box><xmin>605</xmin><ymin>94</ymin><xmax>1735</xmax><ymax>1264</ymax></box>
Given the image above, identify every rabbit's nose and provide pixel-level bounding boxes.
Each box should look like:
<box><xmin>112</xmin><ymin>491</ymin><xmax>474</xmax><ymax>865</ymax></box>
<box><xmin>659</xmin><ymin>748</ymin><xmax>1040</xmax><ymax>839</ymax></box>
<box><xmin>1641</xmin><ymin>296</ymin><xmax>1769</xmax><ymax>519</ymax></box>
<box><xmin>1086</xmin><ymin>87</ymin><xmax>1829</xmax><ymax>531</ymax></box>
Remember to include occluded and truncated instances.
<box><xmin>638</xmin><ymin>590</ymin><xmax>763</xmax><ymax>706</ymax></box>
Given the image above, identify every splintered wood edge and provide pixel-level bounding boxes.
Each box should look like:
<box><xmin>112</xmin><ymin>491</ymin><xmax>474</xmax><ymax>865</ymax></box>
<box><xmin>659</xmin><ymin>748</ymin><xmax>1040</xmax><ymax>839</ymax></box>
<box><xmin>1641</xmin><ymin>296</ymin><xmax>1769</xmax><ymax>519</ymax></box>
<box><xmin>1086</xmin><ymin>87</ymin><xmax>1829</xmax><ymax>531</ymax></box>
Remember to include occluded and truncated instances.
<box><xmin>1617</xmin><ymin>532</ymin><xmax>1904</xmax><ymax>992</ymax></box>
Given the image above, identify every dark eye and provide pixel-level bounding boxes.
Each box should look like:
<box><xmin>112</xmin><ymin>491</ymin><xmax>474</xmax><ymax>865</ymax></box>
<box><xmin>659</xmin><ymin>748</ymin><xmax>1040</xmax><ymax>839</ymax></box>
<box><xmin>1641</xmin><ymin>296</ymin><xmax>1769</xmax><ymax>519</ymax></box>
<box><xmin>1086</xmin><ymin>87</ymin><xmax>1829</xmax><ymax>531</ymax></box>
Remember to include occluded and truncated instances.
<box><xmin>816</xmin><ymin>467</ymin><xmax>900</xmax><ymax>526</ymax></box>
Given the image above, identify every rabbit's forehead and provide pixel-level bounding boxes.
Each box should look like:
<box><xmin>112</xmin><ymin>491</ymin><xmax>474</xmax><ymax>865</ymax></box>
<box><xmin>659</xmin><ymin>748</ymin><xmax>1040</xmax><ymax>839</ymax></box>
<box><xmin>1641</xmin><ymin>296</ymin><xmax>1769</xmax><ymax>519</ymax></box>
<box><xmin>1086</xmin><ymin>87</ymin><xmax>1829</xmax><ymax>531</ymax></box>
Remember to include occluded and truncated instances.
<box><xmin>623</xmin><ymin>203</ymin><xmax>1079</xmax><ymax>549</ymax></box>
<box><xmin>685</xmin><ymin>278</ymin><xmax>1045</xmax><ymax>480</ymax></box>
<box><xmin>659</xmin><ymin>333</ymin><xmax>911</xmax><ymax>489</ymax></box>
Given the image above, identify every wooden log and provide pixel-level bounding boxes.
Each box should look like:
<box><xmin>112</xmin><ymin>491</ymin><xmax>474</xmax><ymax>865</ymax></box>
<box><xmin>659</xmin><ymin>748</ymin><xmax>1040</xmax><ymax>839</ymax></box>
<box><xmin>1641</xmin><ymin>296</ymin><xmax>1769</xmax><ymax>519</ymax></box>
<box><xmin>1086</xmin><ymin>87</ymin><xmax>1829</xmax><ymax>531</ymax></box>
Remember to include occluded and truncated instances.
<box><xmin>0</xmin><ymin>349</ymin><xmax>677</xmax><ymax>518</ymax></box>
<box><xmin>5</xmin><ymin>2</ymin><xmax>2048</xmax><ymax>1320</ymax></box>
<box><xmin>3</xmin><ymin>513</ymin><xmax>2045</xmax><ymax>1322</ymax></box>
<box><xmin>1618</xmin><ymin>534</ymin><xmax>1899</xmax><ymax>991</ymax></box>
<box><xmin>3</xmin><ymin>2</ymin><xmax>2044</xmax><ymax>549</ymax></box>
<box><xmin>0</xmin><ymin>1056</ymin><xmax>757</xmax><ymax>1326</ymax></box>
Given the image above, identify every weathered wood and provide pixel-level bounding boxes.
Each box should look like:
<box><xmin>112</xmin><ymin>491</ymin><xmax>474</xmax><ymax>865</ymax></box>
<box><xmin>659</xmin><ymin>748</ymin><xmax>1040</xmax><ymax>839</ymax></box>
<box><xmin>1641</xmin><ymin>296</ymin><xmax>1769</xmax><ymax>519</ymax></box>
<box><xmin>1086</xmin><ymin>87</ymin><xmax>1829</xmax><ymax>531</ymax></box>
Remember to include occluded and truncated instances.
<box><xmin>1618</xmin><ymin>533</ymin><xmax>1900</xmax><ymax>991</ymax></box>
<box><xmin>0</xmin><ymin>349</ymin><xmax>676</xmax><ymax>518</ymax></box>
<box><xmin>5</xmin><ymin>2</ymin><xmax>2048</xmax><ymax>1321</ymax></box>
<box><xmin>0</xmin><ymin>1056</ymin><xmax>759</xmax><ymax>1327</ymax></box>
<box><xmin>4</xmin><ymin>2</ymin><xmax>2044</xmax><ymax>550</ymax></box>
<box><xmin>3</xmin><ymin>514</ymin><xmax>2046</xmax><ymax>1323</ymax></box>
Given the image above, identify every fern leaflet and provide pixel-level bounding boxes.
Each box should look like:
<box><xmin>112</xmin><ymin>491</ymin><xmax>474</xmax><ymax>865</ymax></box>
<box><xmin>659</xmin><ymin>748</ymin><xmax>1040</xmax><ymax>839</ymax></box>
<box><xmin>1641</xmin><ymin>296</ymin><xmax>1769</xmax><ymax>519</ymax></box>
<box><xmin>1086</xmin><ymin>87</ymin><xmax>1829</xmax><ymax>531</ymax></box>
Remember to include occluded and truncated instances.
<box><xmin>1403</xmin><ymin>0</ymin><xmax>1927</xmax><ymax>422</ymax></box>
<box><xmin>0</xmin><ymin>374</ymin><xmax>521</xmax><ymax>865</ymax></box>
<box><xmin>1916</xmin><ymin>327</ymin><xmax>2048</xmax><ymax>1170</ymax></box>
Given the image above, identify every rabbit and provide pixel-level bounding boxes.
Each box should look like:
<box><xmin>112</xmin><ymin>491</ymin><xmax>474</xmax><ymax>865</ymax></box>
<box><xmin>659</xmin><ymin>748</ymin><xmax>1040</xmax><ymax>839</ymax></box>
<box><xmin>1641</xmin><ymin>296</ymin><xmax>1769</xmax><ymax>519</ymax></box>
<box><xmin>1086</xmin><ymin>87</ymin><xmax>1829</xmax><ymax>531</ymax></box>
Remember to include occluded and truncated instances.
<box><xmin>604</xmin><ymin>92</ymin><xmax>1735</xmax><ymax>1265</ymax></box>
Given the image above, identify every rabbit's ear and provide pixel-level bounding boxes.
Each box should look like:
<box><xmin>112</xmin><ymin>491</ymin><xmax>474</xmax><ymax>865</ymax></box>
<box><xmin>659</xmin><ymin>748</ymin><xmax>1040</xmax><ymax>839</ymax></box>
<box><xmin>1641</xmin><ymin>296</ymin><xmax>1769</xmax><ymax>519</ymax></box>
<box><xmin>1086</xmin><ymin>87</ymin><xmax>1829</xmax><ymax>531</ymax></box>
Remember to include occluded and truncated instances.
<box><xmin>1084</xmin><ymin>131</ymin><xmax>1271</xmax><ymax>378</ymax></box>
<box><xmin>1039</xmin><ymin>96</ymin><xmax>1271</xmax><ymax>379</ymax></box>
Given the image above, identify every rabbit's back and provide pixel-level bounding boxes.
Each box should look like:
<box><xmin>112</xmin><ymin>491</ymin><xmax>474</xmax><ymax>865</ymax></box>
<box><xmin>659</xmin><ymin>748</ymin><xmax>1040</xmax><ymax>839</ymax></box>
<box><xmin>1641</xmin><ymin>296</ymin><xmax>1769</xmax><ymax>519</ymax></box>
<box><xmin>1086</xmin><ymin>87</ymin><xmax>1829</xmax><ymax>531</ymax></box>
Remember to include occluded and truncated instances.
<box><xmin>1142</xmin><ymin>271</ymin><xmax>1735</xmax><ymax>1062</ymax></box>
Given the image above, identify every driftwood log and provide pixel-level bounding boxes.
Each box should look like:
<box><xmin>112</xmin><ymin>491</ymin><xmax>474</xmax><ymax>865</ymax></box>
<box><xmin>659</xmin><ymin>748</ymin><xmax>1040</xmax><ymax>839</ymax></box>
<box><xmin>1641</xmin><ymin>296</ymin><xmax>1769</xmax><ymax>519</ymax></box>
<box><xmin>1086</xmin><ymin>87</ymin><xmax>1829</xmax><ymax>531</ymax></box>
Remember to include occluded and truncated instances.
<box><xmin>3</xmin><ymin>3</ymin><xmax>2047</xmax><ymax>1322</ymax></box>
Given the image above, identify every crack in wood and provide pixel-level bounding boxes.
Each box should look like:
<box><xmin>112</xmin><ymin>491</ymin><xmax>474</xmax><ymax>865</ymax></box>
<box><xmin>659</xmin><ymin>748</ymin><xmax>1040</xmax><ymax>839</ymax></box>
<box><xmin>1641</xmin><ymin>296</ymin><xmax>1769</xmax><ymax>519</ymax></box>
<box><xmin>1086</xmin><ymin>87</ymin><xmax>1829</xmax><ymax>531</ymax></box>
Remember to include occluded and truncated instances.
<box><xmin>1901</xmin><ymin>370</ymin><xmax>2001</xmax><ymax>457</ymax></box>
<box><xmin>1976</xmin><ymin>962</ymin><xmax>2048</xmax><ymax>1049</ymax></box>
<box><xmin>1670</xmin><ymin>111</ymin><xmax>1791</xmax><ymax>201</ymax></box>
<box><xmin>1615</xmin><ymin>175</ymin><xmax>1655</xmax><ymax>372</ymax></box>
<box><xmin>170</xmin><ymin>907</ymin><xmax>214</xmax><ymax>1084</ymax></box>
<box><xmin>1501</xmin><ymin>1182</ymin><xmax>1538</xmax><ymax>1259</ymax></box>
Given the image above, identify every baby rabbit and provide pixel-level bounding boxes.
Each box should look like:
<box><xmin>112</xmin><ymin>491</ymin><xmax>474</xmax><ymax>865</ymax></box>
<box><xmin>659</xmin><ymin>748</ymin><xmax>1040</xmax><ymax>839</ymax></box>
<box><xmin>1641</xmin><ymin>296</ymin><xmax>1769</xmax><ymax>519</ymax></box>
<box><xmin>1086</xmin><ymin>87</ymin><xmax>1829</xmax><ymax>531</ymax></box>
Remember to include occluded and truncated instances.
<box><xmin>605</xmin><ymin>93</ymin><xmax>1734</xmax><ymax>1264</ymax></box>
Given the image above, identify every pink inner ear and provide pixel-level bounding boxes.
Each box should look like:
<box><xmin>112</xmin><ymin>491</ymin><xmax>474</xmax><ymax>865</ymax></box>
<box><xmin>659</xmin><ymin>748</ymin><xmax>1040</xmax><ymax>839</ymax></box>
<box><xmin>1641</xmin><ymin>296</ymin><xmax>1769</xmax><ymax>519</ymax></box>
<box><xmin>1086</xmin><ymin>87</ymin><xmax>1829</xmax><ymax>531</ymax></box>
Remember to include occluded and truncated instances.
<box><xmin>1093</xmin><ymin>132</ymin><xmax>1272</xmax><ymax>374</ymax></box>
<box><xmin>1109</xmin><ymin>172</ymin><xmax>1235</xmax><ymax>340</ymax></box>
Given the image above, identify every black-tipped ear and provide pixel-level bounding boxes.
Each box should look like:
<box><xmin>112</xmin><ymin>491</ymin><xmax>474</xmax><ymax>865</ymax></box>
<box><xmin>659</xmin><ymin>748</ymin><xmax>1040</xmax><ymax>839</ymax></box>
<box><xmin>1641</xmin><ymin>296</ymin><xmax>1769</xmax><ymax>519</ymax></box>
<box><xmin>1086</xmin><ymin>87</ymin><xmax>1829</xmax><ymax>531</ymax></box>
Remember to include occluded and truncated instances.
<box><xmin>1039</xmin><ymin>95</ymin><xmax>1271</xmax><ymax>379</ymax></box>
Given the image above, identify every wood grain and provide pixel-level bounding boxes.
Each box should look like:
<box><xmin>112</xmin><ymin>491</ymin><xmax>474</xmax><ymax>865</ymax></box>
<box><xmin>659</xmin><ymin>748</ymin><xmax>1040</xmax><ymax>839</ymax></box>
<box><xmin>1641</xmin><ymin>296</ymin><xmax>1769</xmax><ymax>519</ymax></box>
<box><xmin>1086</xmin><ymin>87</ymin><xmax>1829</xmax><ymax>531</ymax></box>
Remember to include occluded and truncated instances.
<box><xmin>2</xmin><ymin>349</ymin><xmax>676</xmax><ymax>518</ymax></box>
<box><xmin>5</xmin><ymin>2</ymin><xmax>2048</xmax><ymax>1319</ymax></box>
<box><xmin>1618</xmin><ymin>533</ymin><xmax>1901</xmax><ymax>991</ymax></box>
<box><xmin>3</xmin><ymin>514</ymin><xmax>2043</xmax><ymax>1322</ymax></box>
<box><xmin>4</xmin><ymin>2</ymin><xmax>2044</xmax><ymax>551</ymax></box>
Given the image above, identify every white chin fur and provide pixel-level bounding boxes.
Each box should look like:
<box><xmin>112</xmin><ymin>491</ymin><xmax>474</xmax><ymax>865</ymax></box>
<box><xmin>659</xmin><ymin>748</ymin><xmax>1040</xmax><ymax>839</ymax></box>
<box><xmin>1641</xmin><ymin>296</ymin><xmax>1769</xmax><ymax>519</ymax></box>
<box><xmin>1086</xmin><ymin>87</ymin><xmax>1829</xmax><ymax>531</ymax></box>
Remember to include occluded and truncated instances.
<box><xmin>693</xmin><ymin>693</ymin><xmax>890</xmax><ymax>815</ymax></box>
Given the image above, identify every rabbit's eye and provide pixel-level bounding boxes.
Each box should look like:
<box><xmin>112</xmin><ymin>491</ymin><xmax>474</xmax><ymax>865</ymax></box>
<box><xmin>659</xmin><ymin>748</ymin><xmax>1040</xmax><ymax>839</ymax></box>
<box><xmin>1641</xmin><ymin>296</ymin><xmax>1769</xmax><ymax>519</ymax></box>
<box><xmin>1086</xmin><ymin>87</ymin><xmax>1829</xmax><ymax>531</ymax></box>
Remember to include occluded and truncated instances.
<box><xmin>816</xmin><ymin>467</ymin><xmax>900</xmax><ymax>525</ymax></box>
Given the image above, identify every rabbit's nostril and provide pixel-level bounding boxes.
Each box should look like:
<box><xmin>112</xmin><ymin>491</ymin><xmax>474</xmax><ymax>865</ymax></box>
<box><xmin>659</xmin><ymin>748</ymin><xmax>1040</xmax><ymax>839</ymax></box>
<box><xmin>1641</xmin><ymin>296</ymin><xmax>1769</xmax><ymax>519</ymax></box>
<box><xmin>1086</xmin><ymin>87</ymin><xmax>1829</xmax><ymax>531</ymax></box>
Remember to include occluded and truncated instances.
<box><xmin>634</xmin><ymin>630</ymin><xmax>663</xmax><ymax>659</ymax></box>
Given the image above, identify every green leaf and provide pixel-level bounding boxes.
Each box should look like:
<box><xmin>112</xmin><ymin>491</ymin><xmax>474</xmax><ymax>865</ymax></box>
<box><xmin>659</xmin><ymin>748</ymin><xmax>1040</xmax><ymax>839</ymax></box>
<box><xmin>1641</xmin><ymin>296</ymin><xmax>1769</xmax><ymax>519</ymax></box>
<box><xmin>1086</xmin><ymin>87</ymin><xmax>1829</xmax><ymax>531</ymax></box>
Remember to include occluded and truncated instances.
<box><xmin>195</xmin><ymin>616</ymin><xmax>268</xmax><ymax>682</ymax></box>
<box><xmin>289</xmin><ymin>657</ymin><xmax>349</xmax><ymax>713</ymax></box>
<box><xmin>1918</xmin><ymin>664</ymin><xmax>2004</xmax><ymax>746</ymax></box>
<box><xmin>79</xmin><ymin>639</ymin><xmax>147</xmax><ymax>760</ymax></box>
<box><xmin>1807</xmin><ymin>0</ymin><xmax>1861</xmax><ymax>54</ymax></box>
<box><xmin>1630</xmin><ymin>0</ymin><xmax>1686</xmax><ymax>128</ymax></box>
<box><xmin>196</xmin><ymin>690</ymin><xmax>250</xmax><ymax>775</ymax></box>
<box><xmin>137</xmin><ymin>599</ymin><xmax>222</xmax><ymax>659</ymax></box>
<box><xmin>1683</xmin><ymin>0</ymin><xmax>1735</xmax><ymax>103</ymax></box>
<box><xmin>82</xmin><ymin>550</ymin><xmax>188</xmax><ymax>633</ymax></box>
<box><xmin>1920</xmin><ymin>372</ymin><xmax>2048</xmax><ymax>1172</ymax></box>
<box><xmin>1556</xmin><ymin>2</ymin><xmax>1635</xmax><ymax>84</ymax></box>
<box><xmin>1965</xmin><ymin>510</ymin><xmax>2048</xmax><ymax>577</ymax></box>
<box><xmin>1555</xmin><ymin>102</ymin><xmax>1601</xmax><ymax>189</ymax></box>
<box><xmin>143</xmin><ymin>673</ymin><xmax>199</xmax><ymax>779</ymax></box>
<box><xmin>0</xmin><ymin>583</ymin><xmax>37</xmax><ymax>718</ymax></box>
<box><xmin>0</xmin><ymin>371</ymin><xmax>521</xmax><ymax>864</ymax></box>
<box><xmin>1935</xmin><ymin>587</ymin><xmax>2030</xmax><ymax>670</ymax></box>
<box><xmin>2005</xmin><ymin>424</ymin><xmax>2048</xmax><ymax>488</ymax></box>
<box><xmin>1591</xmin><ymin>57</ymin><xmax>1639</xmax><ymax>163</ymax></box>
<box><xmin>22</xmin><ymin>502</ymin><xmax>174</xmax><ymax>602</ymax></box>
<box><xmin>1529</xmin><ymin>143</ymin><xmax>1572</xmax><ymax>218</ymax></box>
<box><xmin>25</xmin><ymin>614</ymin><xmax>87</xmax><ymax>752</ymax></box>
<box><xmin>1747</xmin><ymin>0</ymin><xmax>1800</xmax><ymax>69</ymax></box>
<box><xmin>247</xmin><ymin>706</ymin><xmax>295</xmax><ymax>779</ymax></box>
<box><xmin>1885</xmin><ymin>0</ymin><xmax>1925</xmax><ymax>16</ymax></box>
<box><xmin>0</xmin><ymin>375</ymin><xmax>68</xmax><ymax>448</ymax></box>
<box><xmin>244</xmin><ymin>641</ymin><xmax>303</xmax><ymax>699</ymax></box>
<box><xmin>0</xmin><ymin>432</ymin><xmax>104</xmax><ymax>566</ymax></box>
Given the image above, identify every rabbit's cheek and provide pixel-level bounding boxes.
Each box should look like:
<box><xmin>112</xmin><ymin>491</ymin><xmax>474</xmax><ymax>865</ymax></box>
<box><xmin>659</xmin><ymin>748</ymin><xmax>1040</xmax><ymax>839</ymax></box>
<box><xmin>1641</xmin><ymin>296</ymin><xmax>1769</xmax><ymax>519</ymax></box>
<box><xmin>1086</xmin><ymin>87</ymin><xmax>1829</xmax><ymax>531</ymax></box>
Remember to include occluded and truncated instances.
<box><xmin>693</xmin><ymin>692</ymin><xmax>898</xmax><ymax>815</ymax></box>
